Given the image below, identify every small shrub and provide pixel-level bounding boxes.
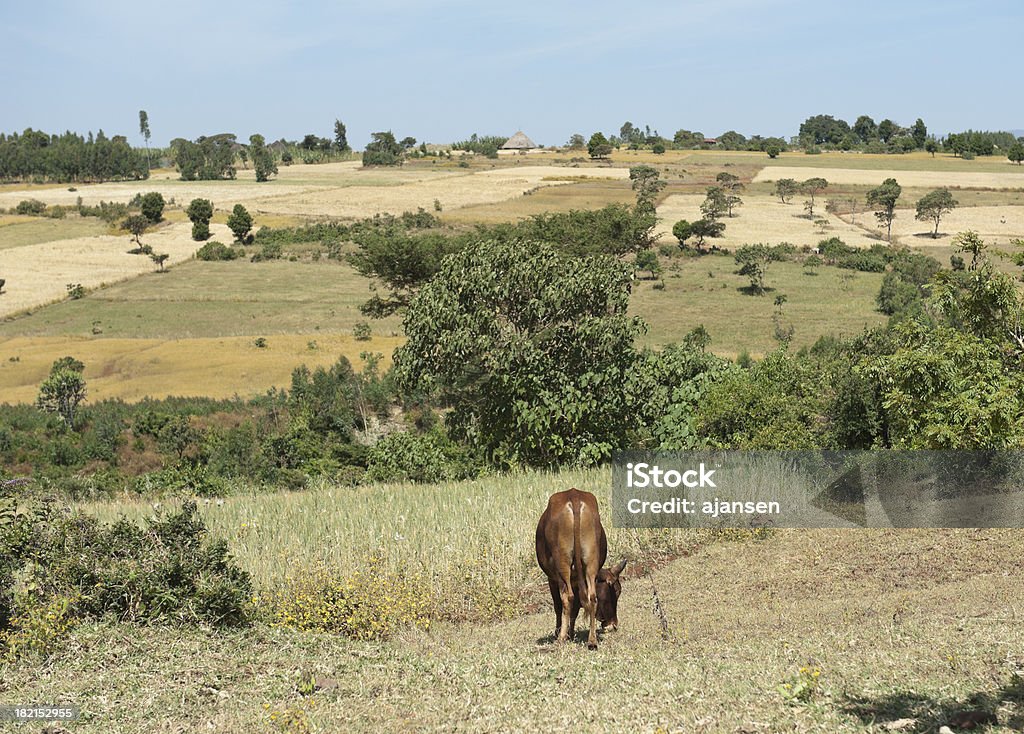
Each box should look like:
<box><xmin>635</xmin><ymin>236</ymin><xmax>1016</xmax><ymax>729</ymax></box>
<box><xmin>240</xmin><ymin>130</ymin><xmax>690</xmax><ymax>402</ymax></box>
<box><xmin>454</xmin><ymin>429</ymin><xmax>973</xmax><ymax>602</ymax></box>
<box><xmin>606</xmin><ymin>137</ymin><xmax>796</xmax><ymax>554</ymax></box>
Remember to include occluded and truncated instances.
<box><xmin>192</xmin><ymin>221</ymin><xmax>211</xmax><ymax>241</ymax></box>
<box><xmin>66</xmin><ymin>283</ymin><xmax>85</xmax><ymax>300</ymax></box>
<box><xmin>195</xmin><ymin>241</ymin><xmax>239</xmax><ymax>261</ymax></box>
<box><xmin>352</xmin><ymin>321</ymin><xmax>372</xmax><ymax>341</ymax></box>
<box><xmin>365</xmin><ymin>429</ymin><xmax>482</xmax><ymax>483</ymax></box>
<box><xmin>254</xmin><ymin>337</ymin><xmax>268</xmax><ymax>348</ymax></box>
<box><xmin>15</xmin><ymin>199</ymin><xmax>46</xmax><ymax>216</ymax></box>
<box><xmin>778</xmin><ymin>666</ymin><xmax>822</xmax><ymax>704</ymax></box>
<box><xmin>251</xmin><ymin>242</ymin><xmax>282</xmax><ymax>262</ymax></box>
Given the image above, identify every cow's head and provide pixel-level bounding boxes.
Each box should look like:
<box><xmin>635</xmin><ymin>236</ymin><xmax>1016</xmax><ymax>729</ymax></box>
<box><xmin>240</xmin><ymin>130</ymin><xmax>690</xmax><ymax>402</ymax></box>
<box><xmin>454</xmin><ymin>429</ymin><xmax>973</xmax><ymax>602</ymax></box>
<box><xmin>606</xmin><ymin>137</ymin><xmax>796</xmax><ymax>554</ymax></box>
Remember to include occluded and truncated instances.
<box><xmin>596</xmin><ymin>559</ymin><xmax>627</xmax><ymax>630</ymax></box>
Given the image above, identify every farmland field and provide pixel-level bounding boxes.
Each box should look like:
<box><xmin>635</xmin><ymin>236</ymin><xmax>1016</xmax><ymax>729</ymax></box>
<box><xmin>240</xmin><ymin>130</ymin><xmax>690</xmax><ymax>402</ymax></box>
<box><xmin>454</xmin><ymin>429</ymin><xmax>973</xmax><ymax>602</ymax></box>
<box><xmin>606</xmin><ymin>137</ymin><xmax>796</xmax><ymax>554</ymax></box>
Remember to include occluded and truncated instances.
<box><xmin>4</xmin><ymin>469</ymin><xmax>1021</xmax><ymax>733</ymax></box>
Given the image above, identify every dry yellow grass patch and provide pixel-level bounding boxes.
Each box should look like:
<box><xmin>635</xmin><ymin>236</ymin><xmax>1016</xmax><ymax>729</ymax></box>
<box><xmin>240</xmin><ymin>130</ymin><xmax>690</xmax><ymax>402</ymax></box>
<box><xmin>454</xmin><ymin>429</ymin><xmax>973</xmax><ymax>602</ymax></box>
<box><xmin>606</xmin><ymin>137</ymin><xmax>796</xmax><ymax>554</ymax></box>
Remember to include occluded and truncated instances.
<box><xmin>656</xmin><ymin>193</ymin><xmax>880</xmax><ymax>249</ymax></box>
<box><xmin>0</xmin><ymin>333</ymin><xmax>401</xmax><ymax>403</ymax></box>
<box><xmin>0</xmin><ymin>222</ymin><xmax>229</xmax><ymax>318</ymax></box>
<box><xmin>257</xmin><ymin>165</ymin><xmax>630</xmax><ymax>218</ymax></box>
<box><xmin>753</xmin><ymin>165</ymin><xmax>1024</xmax><ymax>189</ymax></box>
<box><xmin>886</xmin><ymin>204</ymin><xmax>1024</xmax><ymax>247</ymax></box>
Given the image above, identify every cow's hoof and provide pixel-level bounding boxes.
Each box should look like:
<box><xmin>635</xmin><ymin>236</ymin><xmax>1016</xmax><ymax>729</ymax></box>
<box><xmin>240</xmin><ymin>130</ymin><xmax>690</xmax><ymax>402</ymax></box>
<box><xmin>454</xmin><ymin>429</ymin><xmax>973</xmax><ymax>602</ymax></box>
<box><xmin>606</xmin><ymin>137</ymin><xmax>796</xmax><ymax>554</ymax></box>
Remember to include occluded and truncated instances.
<box><xmin>587</xmin><ymin>642</ymin><xmax>598</xmax><ymax>650</ymax></box>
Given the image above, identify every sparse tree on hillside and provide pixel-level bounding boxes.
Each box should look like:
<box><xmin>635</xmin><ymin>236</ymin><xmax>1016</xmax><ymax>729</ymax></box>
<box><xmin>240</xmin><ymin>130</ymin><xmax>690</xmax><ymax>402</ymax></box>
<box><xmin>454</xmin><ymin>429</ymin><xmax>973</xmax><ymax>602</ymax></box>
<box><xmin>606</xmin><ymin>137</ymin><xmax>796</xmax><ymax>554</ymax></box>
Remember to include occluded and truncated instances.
<box><xmin>36</xmin><ymin>357</ymin><xmax>87</xmax><ymax>430</ymax></box>
<box><xmin>925</xmin><ymin>139</ymin><xmax>939</xmax><ymax>157</ymax></box>
<box><xmin>701</xmin><ymin>187</ymin><xmax>728</xmax><ymax>220</ymax></box>
<box><xmin>911</xmin><ymin>119</ymin><xmax>928</xmax><ymax>149</ymax></box>
<box><xmin>588</xmin><ymin>132</ymin><xmax>613</xmax><ymax>159</ymax></box>
<box><xmin>672</xmin><ymin>219</ymin><xmax>692</xmax><ymax>247</ymax></box>
<box><xmin>122</xmin><ymin>214</ymin><xmax>148</xmax><ymax>246</ymax></box>
<box><xmin>775</xmin><ymin>178</ymin><xmax>798</xmax><ymax>203</ymax></box>
<box><xmin>915</xmin><ymin>188</ymin><xmax>957</xmax><ymax>238</ymax></box>
<box><xmin>690</xmin><ymin>218</ymin><xmax>725</xmax><ymax>250</ymax></box>
<box><xmin>140</xmin><ymin>191</ymin><xmax>164</xmax><ymax>223</ymax></box>
<box><xmin>400</xmin><ymin>136</ymin><xmax>417</xmax><ymax>149</ymax></box>
<box><xmin>635</xmin><ymin>249</ymin><xmax>661</xmax><ymax>279</ymax></box>
<box><xmin>801</xmin><ymin>177</ymin><xmax>828</xmax><ymax>218</ymax></box>
<box><xmin>766</xmin><ymin>143</ymin><xmax>782</xmax><ymax>159</ymax></box>
<box><xmin>867</xmin><ymin>177</ymin><xmax>902</xmax><ymax>241</ymax></box>
<box><xmin>227</xmin><ymin>204</ymin><xmax>254</xmax><ymax>243</ymax></box>
<box><xmin>734</xmin><ymin>244</ymin><xmax>773</xmax><ymax>295</ymax></box>
<box><xmin>139</xmin><ymin>110</ymin><xmax>151</xmax><ymax>168</ymax></box>
<box><xmin>629</xmin><ymin>165</ymin><xmax>665</xmax><ymax>208</ymax></box>
<box><xmin>567</xmin><ymin>133</ymin><xmax>585</xmax><ymax>150</ymax></box>
<box><xmin>187</xmin><ymin>198</ymin><xmax>214</xmax><ymax>241</ymax></box>
<box><xmin>249</xmin><ymin>134</ymin><xmax>278</xmax><ymax>182</ymax></box>
<box><xmin>334</xmin><ymin>119</ymin><xmax>350</xmax><ymax>152</ymax></box>
<box><xmin>716</xmin><ymin>172</ymin><xmax>743</xmax><ymax>191</ymax></box>
<box><xmin>1008</xmin><ymin>141</ymin><xmax>1024</xmax><ymax>165</ymax></box>
<box><xmin>151</xmin><ymin>252</ymin><xmax>169</xmax><ymax>272</ymax></box>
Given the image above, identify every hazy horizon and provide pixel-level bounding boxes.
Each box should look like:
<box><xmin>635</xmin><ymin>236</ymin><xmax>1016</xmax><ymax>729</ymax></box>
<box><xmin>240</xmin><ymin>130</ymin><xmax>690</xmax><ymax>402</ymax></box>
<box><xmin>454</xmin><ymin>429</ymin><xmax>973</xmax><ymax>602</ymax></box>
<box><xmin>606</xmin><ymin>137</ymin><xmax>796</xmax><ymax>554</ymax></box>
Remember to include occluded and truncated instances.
<box><xmin>2</xmin><ymin>0</ymin><xmax>1021</xmax><ymax>149</ymax></box>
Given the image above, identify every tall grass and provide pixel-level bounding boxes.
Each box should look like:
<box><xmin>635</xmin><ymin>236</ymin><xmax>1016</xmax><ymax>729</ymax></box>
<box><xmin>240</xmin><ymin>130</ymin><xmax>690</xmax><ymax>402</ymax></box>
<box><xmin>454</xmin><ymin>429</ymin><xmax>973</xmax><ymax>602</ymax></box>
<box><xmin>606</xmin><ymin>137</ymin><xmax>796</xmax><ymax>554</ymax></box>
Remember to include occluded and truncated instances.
<box><xmin>80</xmin><ymin>468</ymin><xmax>710</xmax><ymax>619</ymax></box>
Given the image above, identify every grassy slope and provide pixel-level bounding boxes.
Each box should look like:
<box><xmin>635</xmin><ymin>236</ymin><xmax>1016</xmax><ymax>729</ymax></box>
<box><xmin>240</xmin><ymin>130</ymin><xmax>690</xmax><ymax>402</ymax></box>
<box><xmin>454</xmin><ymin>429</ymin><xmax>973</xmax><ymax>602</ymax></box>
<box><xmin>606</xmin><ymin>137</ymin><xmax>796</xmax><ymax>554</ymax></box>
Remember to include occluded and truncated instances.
<box><xmin>0</xmin><ymin>215</ymin><xmax>109</xmax><ymax>250</ymax></box>
<box><xmin>3</xmin><ymin>526</ymin><xmax>1021</xmax><ymax>732</ymax></box>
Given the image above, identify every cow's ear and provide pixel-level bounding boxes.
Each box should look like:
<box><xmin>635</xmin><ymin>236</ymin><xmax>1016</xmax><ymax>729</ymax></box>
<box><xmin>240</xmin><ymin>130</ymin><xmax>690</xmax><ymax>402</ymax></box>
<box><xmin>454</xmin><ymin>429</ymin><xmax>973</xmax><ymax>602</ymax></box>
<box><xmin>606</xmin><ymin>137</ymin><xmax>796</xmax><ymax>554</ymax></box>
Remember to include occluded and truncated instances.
<box><xmin>609</xmin><ymin>559</ymin><xmax>627</xmax><ymax>579</ymax></box>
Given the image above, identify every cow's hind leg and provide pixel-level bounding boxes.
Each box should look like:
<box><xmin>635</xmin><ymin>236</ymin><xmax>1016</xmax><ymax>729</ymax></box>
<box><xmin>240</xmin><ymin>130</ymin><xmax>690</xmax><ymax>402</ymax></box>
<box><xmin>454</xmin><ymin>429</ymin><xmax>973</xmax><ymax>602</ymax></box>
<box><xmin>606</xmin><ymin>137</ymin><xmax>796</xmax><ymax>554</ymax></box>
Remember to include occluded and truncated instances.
<box><xmin>583</xmin><ymin>570</ymin><xmax>599</xmax><ymax>649</ymax></box>
<box><xmin>547</xmin><ymin>579</ymin><xmax>563</xmax><ymax>641</ymax></box>
<box><xmin>554</xmin><ymin>562</ymin><xmax>575</xmax><ymax>643</ymax></box>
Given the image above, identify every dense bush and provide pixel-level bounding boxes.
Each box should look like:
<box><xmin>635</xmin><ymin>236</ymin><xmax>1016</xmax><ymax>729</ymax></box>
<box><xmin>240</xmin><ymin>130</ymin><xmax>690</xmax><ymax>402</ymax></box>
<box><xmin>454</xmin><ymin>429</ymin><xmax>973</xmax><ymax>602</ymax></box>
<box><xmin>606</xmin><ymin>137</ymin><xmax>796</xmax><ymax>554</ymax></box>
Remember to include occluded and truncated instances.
<box><xmin>1</xmin><ymin>499</ymin><xmax>251</xmax><ymax>658</ymax></box>
<box><xmin>195</xmin><ymin>241</ymin><xmax>239</xmax><ymax>261</ymax></box>
<box><xmin>15</xmin><ymin>199</ymin><xmax>46</xmax><ymax>215</ymax></box>
<box><xmin>365</xmin><ymin>429</ymin><xmax>483</xmax><ymax>483</ymax></box>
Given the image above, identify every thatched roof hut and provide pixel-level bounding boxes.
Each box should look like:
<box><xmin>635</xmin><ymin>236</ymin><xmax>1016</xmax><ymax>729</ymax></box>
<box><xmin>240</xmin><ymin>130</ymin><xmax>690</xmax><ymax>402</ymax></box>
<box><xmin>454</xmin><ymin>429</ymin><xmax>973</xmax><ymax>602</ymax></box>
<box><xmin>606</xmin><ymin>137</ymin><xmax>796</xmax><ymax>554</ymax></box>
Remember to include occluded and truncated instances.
<box><xmin>500</xmin><ymin>131</ymin><xmax>537</xmax><ymax>150</ymax></box>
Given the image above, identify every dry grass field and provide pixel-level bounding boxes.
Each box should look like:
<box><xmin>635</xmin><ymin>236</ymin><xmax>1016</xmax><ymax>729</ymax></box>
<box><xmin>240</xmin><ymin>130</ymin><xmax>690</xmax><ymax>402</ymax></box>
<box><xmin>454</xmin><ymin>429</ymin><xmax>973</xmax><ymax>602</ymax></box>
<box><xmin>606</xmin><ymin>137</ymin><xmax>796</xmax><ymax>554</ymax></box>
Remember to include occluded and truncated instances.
<box><xmin>0</xmin><ymin>333</ymin><xmax>400</xmax><ymax>402</ymax></box>
<box><xmin>0</xmin><ymin>222</ymin><xmax>232</xmax><ymax>318</ymax></box>
<box><xmin>656</xmin><ymin>193</ymin><xmax>882</xmax><ymax>250</ymax></box>
<box><xmin>0</xmin><ymin>215</ymin><xmax>108</xmax><ymax>250</ymax></box>
<box><xmin>885</xmin><ymin>204</ymin><xmax>1024</xmax><ymax>247</ymax></box>
<box><xmin>754</xmin><ymin>165</ymin><xmax>1024</xmax><ymax>189</ymax></box>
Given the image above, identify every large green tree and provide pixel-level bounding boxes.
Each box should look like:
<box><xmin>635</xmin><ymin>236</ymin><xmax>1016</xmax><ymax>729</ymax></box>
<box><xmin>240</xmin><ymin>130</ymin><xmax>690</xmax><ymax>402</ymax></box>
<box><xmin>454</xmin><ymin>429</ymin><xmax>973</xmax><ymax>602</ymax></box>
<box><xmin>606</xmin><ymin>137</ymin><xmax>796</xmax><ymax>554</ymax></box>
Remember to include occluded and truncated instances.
<box><xmin>36</xmin><ymin>357</ymin><xmax>87</xmax><ymax>430</ymax></box>
<box><xmin>588</xmin><ymin>132</ymin><xmax>613</xmax><ymax>159</ymax></box>
<box><xmin>393</xmin><ymin>238</ymin><xmax>645</xmax><ymax>467</ymax></box>
<box><xmin>362</xmin><ymin>131</ymin><xmax>404</xmax><ymax>166</ymax></box>
<box><xmin>249</xmin><ymin>134</ymin><xmax>278</xmax><ymax>182</ymax></box>
<box><xmin>915</xmin><ymin>188</ymin><xmax>957</xmax><ymax>238</ymax></box>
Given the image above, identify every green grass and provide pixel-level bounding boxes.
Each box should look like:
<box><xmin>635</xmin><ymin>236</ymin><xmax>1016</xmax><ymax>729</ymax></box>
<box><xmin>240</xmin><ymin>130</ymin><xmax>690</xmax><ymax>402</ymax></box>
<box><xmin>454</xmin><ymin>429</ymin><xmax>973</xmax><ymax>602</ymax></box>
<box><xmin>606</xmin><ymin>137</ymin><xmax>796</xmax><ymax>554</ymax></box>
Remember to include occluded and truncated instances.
<box><xmin>5</xmin><ymin>469</ymin><xmax>1022</xmax><ymax>732</ymax></box>
<box><xmin>0</xmin><ymin>257</ymin><xmax>403</xmax><ymax>340</ymax></box>
<box><xmin>631</xmin><ymin>254</ymin><xmax>886</xmax><ymax>355</ymax></box>
<box><xmin>0</xmin><ymin>216</ymin><xmax>108</xmax><ymax>250</ymax></box>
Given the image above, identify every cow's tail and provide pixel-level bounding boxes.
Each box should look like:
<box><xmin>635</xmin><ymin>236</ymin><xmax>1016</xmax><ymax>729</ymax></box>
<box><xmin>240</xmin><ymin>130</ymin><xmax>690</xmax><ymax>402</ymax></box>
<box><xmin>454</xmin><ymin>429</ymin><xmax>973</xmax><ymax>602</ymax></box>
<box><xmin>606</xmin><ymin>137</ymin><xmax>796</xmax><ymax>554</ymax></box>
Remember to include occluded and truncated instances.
<box><xmin>571</xmin><ymin>498</ymin><xmax>586</xmax><ymax>594</ymax></box>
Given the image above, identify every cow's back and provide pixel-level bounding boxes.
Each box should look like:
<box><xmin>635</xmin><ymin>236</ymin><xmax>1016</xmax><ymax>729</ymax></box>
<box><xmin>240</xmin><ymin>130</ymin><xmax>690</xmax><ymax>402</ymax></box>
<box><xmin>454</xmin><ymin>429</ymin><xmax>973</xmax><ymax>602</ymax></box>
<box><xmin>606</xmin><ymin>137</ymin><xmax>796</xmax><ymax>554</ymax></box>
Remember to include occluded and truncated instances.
<box><xmin>536</xmin><ymin>488</ymin><xmax>608</xmax><ymax>580</ymax></box>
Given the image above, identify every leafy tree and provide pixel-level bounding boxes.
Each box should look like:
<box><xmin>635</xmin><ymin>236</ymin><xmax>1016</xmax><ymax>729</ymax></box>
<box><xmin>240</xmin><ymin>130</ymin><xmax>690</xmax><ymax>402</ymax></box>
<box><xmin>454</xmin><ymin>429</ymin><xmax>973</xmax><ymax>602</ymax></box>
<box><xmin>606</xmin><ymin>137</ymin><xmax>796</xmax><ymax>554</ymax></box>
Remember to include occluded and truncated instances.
<box><xmin>227</xmin><ymin>204</ymin><xmax>254</xmax><ymax>243</ymax></box>
<box><xmin>1008</xmin><ymin>141</ymin><xmax>1024</xmax><ymax>165</ymax></box>
<box><xmin>393</xmin><ymin>238</ymin><xmax>646</xmax><ymax>467</ymax></box>
<box><xmin>801</xmin><ymin>177</ymin><xmax>828</xmax><ymax>218</ymax></box>
<box><xmin>799</xmin><ymin>114</ymin><xmax>851</xmax><ymax>146</ymax></box>
<box><xmin>715</xmin><ymin>172</ymin><xmax>742</xmax><ymax>191</ymax></box>
<box><xmin>36</xmin><ymin>357</ymin><xmax>87</xmax><ymax>430</ymax></box>
<box><xmin>925</xmin><ymin>139</ymin><xmax>939</xmax><ymax>157</ymax></box>
<box><xmin>725</xmin><ymin>193</ymin><xmax>743</xmax><ymax>217</ymax></box>
<box><xmin>915</xmin><ymin>188</ymin><xmax>957</xmax><ymax>238</ymax></box>
<box><xmin>140</xmin><ymin>191</ymin><xmax>164</xmax><ymax>223</ymax></box>
<box><xmin>878</xmin><ymin>119</ymin><xmax>898</xmax><ymax>144</ymax></box>
<box><xmin>734</xmin><ymin>244</ymin><xmax>774</xmax><ymax>294</ymax></box>
<box><xmin>852</xmin><ymin>115</ymin><xmax>877</xmax><ymax>143</ymax></box>
<box><xmin>651</xmin><ymin>141</ymin><xmax>666</xmax><ymax>154</ymax></box>
<box><xmin>333</xmin><ymin>119</ymin><xmax>350</xmax><ymax>152</ymax></box>
<box><xmin>867</xmin><ymin>178</ymin><xmax>902</xmax><ymax>241</ymax></box>
<box><xmin>249</xmin><ymin>134</ymin><xmax>277</xmax><ymax>182</ymax></box>
<box><xmin>138</xmin><ymin>110</ymin><xmax>151</xmax><ymax>168</ymax></box>
<box><xmin>187</xmin><ymin>198</ymin><xmax>214</xmax><ymax>241</ymax></box>
<box><xmin>150</xmin><ymin>252</ymin><xmax>169</xmax><ymax>272</ymax></box>
<box><xmin>629</xmin><ymin>164</ymin><xmax>665</xmax><ymax>207</ymax></box>
<box><xmin>567</xmin><ymin>133</ymin><xmax>585</xmax><ymax>150</ymax></box>
<box><xmin>765</xmin><ymin>142</ymin><xmax>782</xmax><ymax>159</ymax></box>
<box><xmin>635</xmin><ymin>249</ymin><xmax>661</xmax><ymax>279</ymax></box>
<box><xmin>775</xmin><ymin>178</ymin><xmax>798</xmax><ymax>204</ymax></box>
<box><xmin>672</xmin><ymin>219</ymin><xmax>692</xmax><ymax>247</ymax></box>
<box><xmin>911</xmin><ymin>118</ymin><xmax>928</xmax><ymax>148</ymax></box>
<box><xmin>122</xmin><ymin>214</ymin><xmax>148</xmax><ymax>246</ymax></box>
<box><xmin>587</xmin><ymin>132</ymin><xmax>613</xmax><ymax>159</ymax></box>
<box><xmin>701</xmin><ymin>187</ymin><xmax>728</xmax><ymax>220</ymax></box>
<box><xmin>170</xmin><ymin>134</ymin><xmax>237</xmax><ymax>180</ymax></box>
<box><xmin>363</xmin><ymin>131</ymin><xmax>405</xmax><ymax>166</ymax></box>
<box><xmin>400</xmin><ymin>136</ymin><xmax>417</xmax><ymax>149</ymax></box>
<box><xmin>690</xmin><ymin>218</ymin><xmax>724</xmax><ymax>249</ymax></box>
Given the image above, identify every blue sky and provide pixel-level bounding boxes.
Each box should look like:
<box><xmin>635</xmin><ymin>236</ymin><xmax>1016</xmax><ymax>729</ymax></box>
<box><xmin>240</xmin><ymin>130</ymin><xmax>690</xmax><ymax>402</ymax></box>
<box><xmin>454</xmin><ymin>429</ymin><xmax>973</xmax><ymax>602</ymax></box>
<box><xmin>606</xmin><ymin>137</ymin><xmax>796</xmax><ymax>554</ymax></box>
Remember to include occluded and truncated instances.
<box><xmin>1</xmin><ymin>0</ymin><xmax>1020</xmax><ymax>148</ymax></box>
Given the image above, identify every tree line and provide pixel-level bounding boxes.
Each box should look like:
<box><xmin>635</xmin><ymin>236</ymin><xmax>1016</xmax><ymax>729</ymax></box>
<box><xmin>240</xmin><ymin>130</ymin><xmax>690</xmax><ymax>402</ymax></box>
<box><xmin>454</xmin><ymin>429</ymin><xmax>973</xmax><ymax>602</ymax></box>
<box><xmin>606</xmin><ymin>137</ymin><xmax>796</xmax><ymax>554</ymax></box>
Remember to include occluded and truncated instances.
<box><xmin>0</xmin><ymin>129</ymin><xmax>149</xmax><ymax>183</ymax></box>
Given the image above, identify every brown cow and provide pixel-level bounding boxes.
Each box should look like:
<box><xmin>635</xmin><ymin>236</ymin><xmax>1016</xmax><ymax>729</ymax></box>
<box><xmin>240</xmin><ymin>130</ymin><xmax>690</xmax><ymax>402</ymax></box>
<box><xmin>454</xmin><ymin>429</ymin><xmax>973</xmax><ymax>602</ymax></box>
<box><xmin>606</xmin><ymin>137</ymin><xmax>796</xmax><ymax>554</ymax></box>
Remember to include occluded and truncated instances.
<box><xmin>536</xmin><ymin>488</ymin><xmax>626</xmax><ymax>649</ymax></box>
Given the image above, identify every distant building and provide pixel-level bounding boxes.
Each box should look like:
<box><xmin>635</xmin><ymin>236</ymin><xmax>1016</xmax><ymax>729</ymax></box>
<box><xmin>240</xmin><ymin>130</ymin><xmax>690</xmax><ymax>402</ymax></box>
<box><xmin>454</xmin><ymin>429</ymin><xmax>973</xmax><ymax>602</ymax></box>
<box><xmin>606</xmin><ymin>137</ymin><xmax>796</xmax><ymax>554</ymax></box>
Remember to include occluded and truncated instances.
<box><xmin>500</xmin><ymin>131</ymin><xmax>538</xmax><ymax>150</ymax></box>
